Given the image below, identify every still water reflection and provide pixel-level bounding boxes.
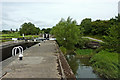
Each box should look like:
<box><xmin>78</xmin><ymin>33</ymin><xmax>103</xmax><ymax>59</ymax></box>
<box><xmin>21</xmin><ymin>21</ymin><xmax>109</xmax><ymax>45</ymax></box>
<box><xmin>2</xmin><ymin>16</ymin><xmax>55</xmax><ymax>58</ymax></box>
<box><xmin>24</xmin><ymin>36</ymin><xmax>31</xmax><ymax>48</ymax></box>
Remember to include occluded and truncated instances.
<box><xmin>66</xmin><ymin>54</ymin><xmax>100</xmax><ymax>79</ymax></box>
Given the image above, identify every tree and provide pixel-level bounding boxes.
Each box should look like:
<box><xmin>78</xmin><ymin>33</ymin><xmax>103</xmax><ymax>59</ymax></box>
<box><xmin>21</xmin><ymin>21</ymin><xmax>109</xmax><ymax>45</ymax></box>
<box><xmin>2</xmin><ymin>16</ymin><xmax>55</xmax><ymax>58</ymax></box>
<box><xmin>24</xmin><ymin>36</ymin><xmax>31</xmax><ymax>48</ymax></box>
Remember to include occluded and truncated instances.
<box><xmin>51</xmin><ymin>17</ymin><xmax>83</xmax><ymax>50</ymax></box>
<box><xmin>91</xmin><ymin>20</ymin><xmax>110</xmax><ymax>35</ymax></box>
<box><xmin>10</xmin><ymin>28</ymin><xmax>13</xmax><ymax>32</ymax></box>
<box><xmin>35</xmin><ymin>27</ymin><xmax>41</xmax><ymax>35</ymax></box>
<box><xmin>115</xmin><ymin>14</ymin><xmax>120</xmax><ymax>22</ymax></box>
<box><xmin>2</xmin><ymin>30</ymin><xmax>11</xmax><ymax>34</ymax></box>
<box><xmin>16</xmin><ymin>29</ymin><xmax>18</xmax><ymax>32</ymax></box>
<box><xmin>19</xmin><ymin>22</ymin><xmax>40</xmax><ymax>35</ymax></box>
<box><xmin>42</xmin><ymin>28</ymin><xmax>52</xmax><ymax>34</ymax></box>
<box><xmin>104</xmin><ymin>24</ymin><xmax>120</xmax><ymax>53</ymax></box>
<box><xmin>80</xmin><ymin>18</ymin><xmax>92</xmax><ymax>35</ymax></box>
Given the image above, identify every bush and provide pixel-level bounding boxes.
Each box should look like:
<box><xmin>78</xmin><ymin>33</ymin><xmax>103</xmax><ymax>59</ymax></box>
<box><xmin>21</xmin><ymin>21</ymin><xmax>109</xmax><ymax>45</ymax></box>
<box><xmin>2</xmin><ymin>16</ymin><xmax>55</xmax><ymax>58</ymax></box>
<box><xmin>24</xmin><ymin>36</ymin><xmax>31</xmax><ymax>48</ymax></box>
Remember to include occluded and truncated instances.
<box><xmin>60</xmin><ymin>46</ymin><xmax>67</xmax><ymax>54</ymax></box>
<box><xmin>75</xmin><ymin>38</ymin><xmax>90</xmax><ymax>49</ymax></box>
<box><xmin>104</xmin><ymin>24</ymin><xmax>120</xmax><ymax>53</ymax></box>
<box><xmin>90</xmin><ymin>50</ymin><xmax>120</xmax><ymax>79</ymax></box>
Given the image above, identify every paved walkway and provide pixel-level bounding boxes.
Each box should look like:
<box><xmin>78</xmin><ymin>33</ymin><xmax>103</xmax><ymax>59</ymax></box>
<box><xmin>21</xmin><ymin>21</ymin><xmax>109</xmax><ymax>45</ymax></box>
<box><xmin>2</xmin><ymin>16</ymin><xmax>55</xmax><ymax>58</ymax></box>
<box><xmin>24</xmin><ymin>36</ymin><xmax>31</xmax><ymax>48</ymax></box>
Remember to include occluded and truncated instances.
<box><xmin>2</xmin><ymin>41</ymin><xmax>60</xmax><ymax>79</ymax></box>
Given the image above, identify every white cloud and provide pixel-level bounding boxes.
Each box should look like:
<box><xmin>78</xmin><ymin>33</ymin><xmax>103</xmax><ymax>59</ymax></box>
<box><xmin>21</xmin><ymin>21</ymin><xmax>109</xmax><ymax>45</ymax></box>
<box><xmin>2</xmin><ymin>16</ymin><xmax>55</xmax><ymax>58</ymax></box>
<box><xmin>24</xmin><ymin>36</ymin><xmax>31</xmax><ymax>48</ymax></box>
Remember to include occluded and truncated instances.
<box><xmin>1</xmin><ymin>0</ymin><xmax>119</xmax><ymax>30</ymax></box>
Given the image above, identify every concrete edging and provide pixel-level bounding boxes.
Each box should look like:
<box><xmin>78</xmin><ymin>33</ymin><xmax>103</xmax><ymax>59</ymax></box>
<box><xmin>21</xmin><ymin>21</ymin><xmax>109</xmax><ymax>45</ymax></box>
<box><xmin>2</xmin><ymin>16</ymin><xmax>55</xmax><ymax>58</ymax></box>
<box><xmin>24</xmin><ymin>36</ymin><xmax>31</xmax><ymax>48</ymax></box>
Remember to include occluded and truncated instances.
<box><xmin>55</xmin><ymin>41</ymin><xmax>76</xmax><ymax>80</ymax></box>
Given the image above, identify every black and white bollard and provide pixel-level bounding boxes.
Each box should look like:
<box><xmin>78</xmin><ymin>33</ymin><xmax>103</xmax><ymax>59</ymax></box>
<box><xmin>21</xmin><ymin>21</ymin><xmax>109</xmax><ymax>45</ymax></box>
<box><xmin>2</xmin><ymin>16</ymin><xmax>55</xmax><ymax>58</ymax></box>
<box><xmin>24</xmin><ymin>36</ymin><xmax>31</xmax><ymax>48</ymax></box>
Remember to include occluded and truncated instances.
<box><xmin>39</xmin><ymin>43</ymin><xmax>41</xmax><ymax>46</ymax></box>
<box><xmin>19</xmin><ymin>54</ymin><xmax>23</xmax><ymax>60</ymax></box>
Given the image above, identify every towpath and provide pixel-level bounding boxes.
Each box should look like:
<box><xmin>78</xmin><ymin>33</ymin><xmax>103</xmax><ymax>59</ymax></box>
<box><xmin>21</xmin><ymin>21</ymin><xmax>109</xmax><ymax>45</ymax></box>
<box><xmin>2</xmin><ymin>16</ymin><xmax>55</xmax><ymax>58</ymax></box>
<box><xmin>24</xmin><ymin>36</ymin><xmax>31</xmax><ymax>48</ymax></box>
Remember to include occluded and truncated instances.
<box><xmin>2</xmin><ymin>41</ymin><xmax>61</xmax><ymax>79</ymax></box>
<box><xmin>82</xmin><ymin>37</ymin><xmax>103</xmax><ymax>42</ymax></box>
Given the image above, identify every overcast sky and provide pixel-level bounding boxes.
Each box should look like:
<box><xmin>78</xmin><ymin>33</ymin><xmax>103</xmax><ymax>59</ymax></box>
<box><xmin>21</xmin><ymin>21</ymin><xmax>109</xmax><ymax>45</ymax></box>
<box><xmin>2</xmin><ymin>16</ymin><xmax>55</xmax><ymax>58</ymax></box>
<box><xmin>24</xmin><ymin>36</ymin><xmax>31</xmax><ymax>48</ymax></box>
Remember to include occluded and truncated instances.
<box><xmin>0</xmin><ymin>0</ymin><xmax>119</xmax><ymax>30</ymax></box>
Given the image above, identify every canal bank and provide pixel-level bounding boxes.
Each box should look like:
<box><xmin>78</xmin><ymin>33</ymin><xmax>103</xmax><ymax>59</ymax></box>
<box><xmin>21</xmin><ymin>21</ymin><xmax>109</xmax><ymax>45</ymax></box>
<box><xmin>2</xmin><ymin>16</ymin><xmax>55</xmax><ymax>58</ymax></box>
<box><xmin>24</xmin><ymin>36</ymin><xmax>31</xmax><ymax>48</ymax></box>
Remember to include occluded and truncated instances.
<box><xmin>55</xmin><ymin>42</ymin><xmax>76</xmax><ymax>80</ymax></box>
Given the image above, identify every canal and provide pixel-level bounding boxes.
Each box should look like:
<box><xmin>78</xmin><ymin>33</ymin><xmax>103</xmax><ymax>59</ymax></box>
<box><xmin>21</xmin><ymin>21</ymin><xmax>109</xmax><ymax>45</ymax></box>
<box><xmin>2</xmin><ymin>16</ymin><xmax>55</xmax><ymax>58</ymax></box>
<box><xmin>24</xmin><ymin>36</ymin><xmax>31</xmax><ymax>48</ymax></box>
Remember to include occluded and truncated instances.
<box><xmin>65</xmin><ymin>53</ymin><xmax>101</xmax><ymax>79</ymax></box>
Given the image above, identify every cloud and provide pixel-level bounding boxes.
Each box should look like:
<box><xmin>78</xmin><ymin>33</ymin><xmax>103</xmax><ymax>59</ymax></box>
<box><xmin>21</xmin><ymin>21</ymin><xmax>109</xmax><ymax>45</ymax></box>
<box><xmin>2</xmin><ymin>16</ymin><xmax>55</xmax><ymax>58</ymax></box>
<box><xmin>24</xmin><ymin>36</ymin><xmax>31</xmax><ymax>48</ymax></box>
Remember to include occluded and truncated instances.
<box><xmin>1</xmin><ymin>0</ymin><xmax>118</xmax><ymax>30</ymax></box>
<box><xmin>2</xmin><ymin>16</ymin><xmax>18</xmax><ymax>22</ymax></box>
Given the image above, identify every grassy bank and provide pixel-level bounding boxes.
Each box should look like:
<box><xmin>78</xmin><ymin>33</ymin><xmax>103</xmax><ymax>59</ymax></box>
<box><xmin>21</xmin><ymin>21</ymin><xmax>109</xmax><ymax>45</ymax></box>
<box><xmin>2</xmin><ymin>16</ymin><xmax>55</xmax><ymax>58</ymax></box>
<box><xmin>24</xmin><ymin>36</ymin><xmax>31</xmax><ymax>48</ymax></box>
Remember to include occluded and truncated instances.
<box><xmin>90</xmin><ymin>50</ymin><xmax>120</xmax><ymax>79</ymax></box>
<box><xmin>64</xmin><ymin>48</ymin><xmax>119</xmax><ymax>79</ymax></box>
<box><xmin>75</xmin><ymin>49</ymin><xmax>93</xmax><ymax>58</ymax></box>
<box><xmin>58</xmin><ymin>40</ymin><xmax>119</xmax><ymax>79</ymax></box>
<box><xmin>75</xmin><ymin>49</ymin><xmax>120</xmax><ymax>79</ymax></box>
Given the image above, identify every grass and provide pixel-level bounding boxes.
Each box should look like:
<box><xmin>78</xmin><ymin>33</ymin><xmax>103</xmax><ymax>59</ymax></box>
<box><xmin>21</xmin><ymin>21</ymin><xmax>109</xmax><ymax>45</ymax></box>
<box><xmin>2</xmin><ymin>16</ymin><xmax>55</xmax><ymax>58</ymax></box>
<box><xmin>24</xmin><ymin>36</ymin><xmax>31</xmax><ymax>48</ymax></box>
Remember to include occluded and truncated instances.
<box><xmin>90</xmin><ymin>50</ymin><xmax>120</xmax><ymax>79</ymax></box>
<box><xmin>0</xmin><ymin>32</ymin><xmax>20</xmax><ymax>39</ymax></box>
<box><xmin>0</xmin><ymin>33</ymin><xmax>39</xmax><ymax>42</ymax></box>
<box><xmin>74</xmin><ymin>49</ymin><xmax>94</xmax><ymax>58</ymax></box>
<box><xmin>75</xmin><ymin>49</ymin><xmax>93</xmax><ymax>55</ymax></box>
<box><xmin>19</xmin><ymin>35</ymin><xmax>39</xmax><ymax>38</ymax></box>
<box><xmin>1</xmin><ymin>33</ymin><xmax>39</xmax><ymax>39</ymax></box>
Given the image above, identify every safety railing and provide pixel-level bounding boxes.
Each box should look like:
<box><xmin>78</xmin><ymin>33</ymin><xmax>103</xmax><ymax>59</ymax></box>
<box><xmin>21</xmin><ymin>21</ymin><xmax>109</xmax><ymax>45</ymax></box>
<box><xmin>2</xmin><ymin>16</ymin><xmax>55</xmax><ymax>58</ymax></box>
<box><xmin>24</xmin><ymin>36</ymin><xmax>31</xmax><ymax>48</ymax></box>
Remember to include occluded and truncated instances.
<box><xmin>12</xmin><ymin>46</ymin><xmax>23</xmax><ymax>56</ymax></box>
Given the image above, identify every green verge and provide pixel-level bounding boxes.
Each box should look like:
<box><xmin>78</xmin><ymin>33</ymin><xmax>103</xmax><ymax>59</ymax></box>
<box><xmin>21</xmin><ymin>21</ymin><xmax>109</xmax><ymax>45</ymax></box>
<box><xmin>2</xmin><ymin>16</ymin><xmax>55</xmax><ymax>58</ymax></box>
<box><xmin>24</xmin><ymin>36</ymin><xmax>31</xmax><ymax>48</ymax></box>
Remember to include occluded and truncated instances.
<box><xmin>90</xmin><ymin>50</ymin><xmax>120</xmax><ymax>79</ymax></box>
<box><xmin>75</xmin><ymin>49</ymin><xmax>93</xmax><ymax>58</ymax></box>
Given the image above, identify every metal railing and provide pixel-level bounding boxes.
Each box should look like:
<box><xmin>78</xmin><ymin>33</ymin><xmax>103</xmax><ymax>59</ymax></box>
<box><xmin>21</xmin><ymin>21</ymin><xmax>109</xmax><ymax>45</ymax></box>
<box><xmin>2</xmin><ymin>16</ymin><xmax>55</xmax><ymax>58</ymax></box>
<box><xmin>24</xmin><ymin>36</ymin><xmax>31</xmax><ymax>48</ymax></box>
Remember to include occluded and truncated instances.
<box><xmin>12</xmin><ymin>46</ymin><xmax>23</xmax><ymax>56</ymax></box>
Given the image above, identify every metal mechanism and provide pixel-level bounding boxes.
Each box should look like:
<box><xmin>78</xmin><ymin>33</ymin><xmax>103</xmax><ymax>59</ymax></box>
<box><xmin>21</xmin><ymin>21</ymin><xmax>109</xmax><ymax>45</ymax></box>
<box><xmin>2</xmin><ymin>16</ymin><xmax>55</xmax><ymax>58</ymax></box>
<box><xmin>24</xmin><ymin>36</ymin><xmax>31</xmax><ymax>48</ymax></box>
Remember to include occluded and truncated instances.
<box><xmin>12</xmin><ymin>46</ymin><xmax>23</xmax><ymax>56</ymax></box>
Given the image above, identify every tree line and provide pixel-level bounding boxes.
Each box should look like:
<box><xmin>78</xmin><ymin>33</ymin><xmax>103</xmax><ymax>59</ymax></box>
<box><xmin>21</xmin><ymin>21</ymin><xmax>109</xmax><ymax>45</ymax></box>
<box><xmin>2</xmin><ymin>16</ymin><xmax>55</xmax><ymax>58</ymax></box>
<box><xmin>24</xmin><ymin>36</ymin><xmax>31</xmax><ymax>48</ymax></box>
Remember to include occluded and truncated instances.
<box><xmin>19</xmin><ymin>22</ymin><xmax>52</xmax><ymax>35</ymax></box>
<box><xmin>51</xmin><ymin>14</ymin><xmax>120</xmax><ymax>53</ymax></box>
<box><xmin>80</xmin><ymin>15</ymin><xmax>120</xmax><ymax>37</ymax></box>
<box><xmin>2</xmin><ymin>29</ymin><xmax>18</xmax><ymax>34</ymax></box>
<box><xmin>2</xmin><ymin>22</ymin><xmax>52</xmax><ymax>35</ymax></box>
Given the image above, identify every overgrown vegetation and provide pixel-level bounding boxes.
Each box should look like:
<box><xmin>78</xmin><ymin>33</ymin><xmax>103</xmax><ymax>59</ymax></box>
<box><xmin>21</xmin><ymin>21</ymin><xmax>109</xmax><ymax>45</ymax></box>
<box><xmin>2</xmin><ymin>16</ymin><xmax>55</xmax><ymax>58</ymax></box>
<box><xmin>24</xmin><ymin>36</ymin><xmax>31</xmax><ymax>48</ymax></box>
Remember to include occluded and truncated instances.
<box><xmin>104</xmin><ymin>24</ymin><xmax>120</xmax><ymax>53</ymax></box>
<box><xmin>60</xmin><ymin>46</ymin><xmax>67</xmax><ymax>54</ymax></box>
<box><xmin>90</xmin><ymin>51</ymin><xmax>120</xmax><ymax>79</ymax></box>
<box><xmin>52</xmin><ymin>14</ymin><xmax>120</xmax><ymax>79</ymax></box>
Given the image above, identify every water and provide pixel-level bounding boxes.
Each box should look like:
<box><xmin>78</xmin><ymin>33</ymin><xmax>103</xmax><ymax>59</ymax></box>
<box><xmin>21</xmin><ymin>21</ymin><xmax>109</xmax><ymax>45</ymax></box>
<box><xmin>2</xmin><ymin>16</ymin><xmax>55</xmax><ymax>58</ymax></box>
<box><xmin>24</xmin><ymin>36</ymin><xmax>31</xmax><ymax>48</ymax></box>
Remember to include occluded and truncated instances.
<box><xmin>66</xmin><ymin>54</ymin><xmax>100</xmax><ymax>79</ymax></box>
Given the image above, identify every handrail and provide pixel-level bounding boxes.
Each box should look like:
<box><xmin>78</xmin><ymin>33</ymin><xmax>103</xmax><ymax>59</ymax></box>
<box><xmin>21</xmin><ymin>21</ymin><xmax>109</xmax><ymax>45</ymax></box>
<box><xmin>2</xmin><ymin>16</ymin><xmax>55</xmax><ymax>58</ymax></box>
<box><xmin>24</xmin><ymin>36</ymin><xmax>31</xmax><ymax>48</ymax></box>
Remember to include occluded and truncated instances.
<box><xmin>18</xmin><ymin>46</ymin><xmax>23</xmax><ymax>54</ymax></box>
<box><xmin>12</xmin><ymin>46</ymin><xmax>23</xmax><ymax>56</ymax></box>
